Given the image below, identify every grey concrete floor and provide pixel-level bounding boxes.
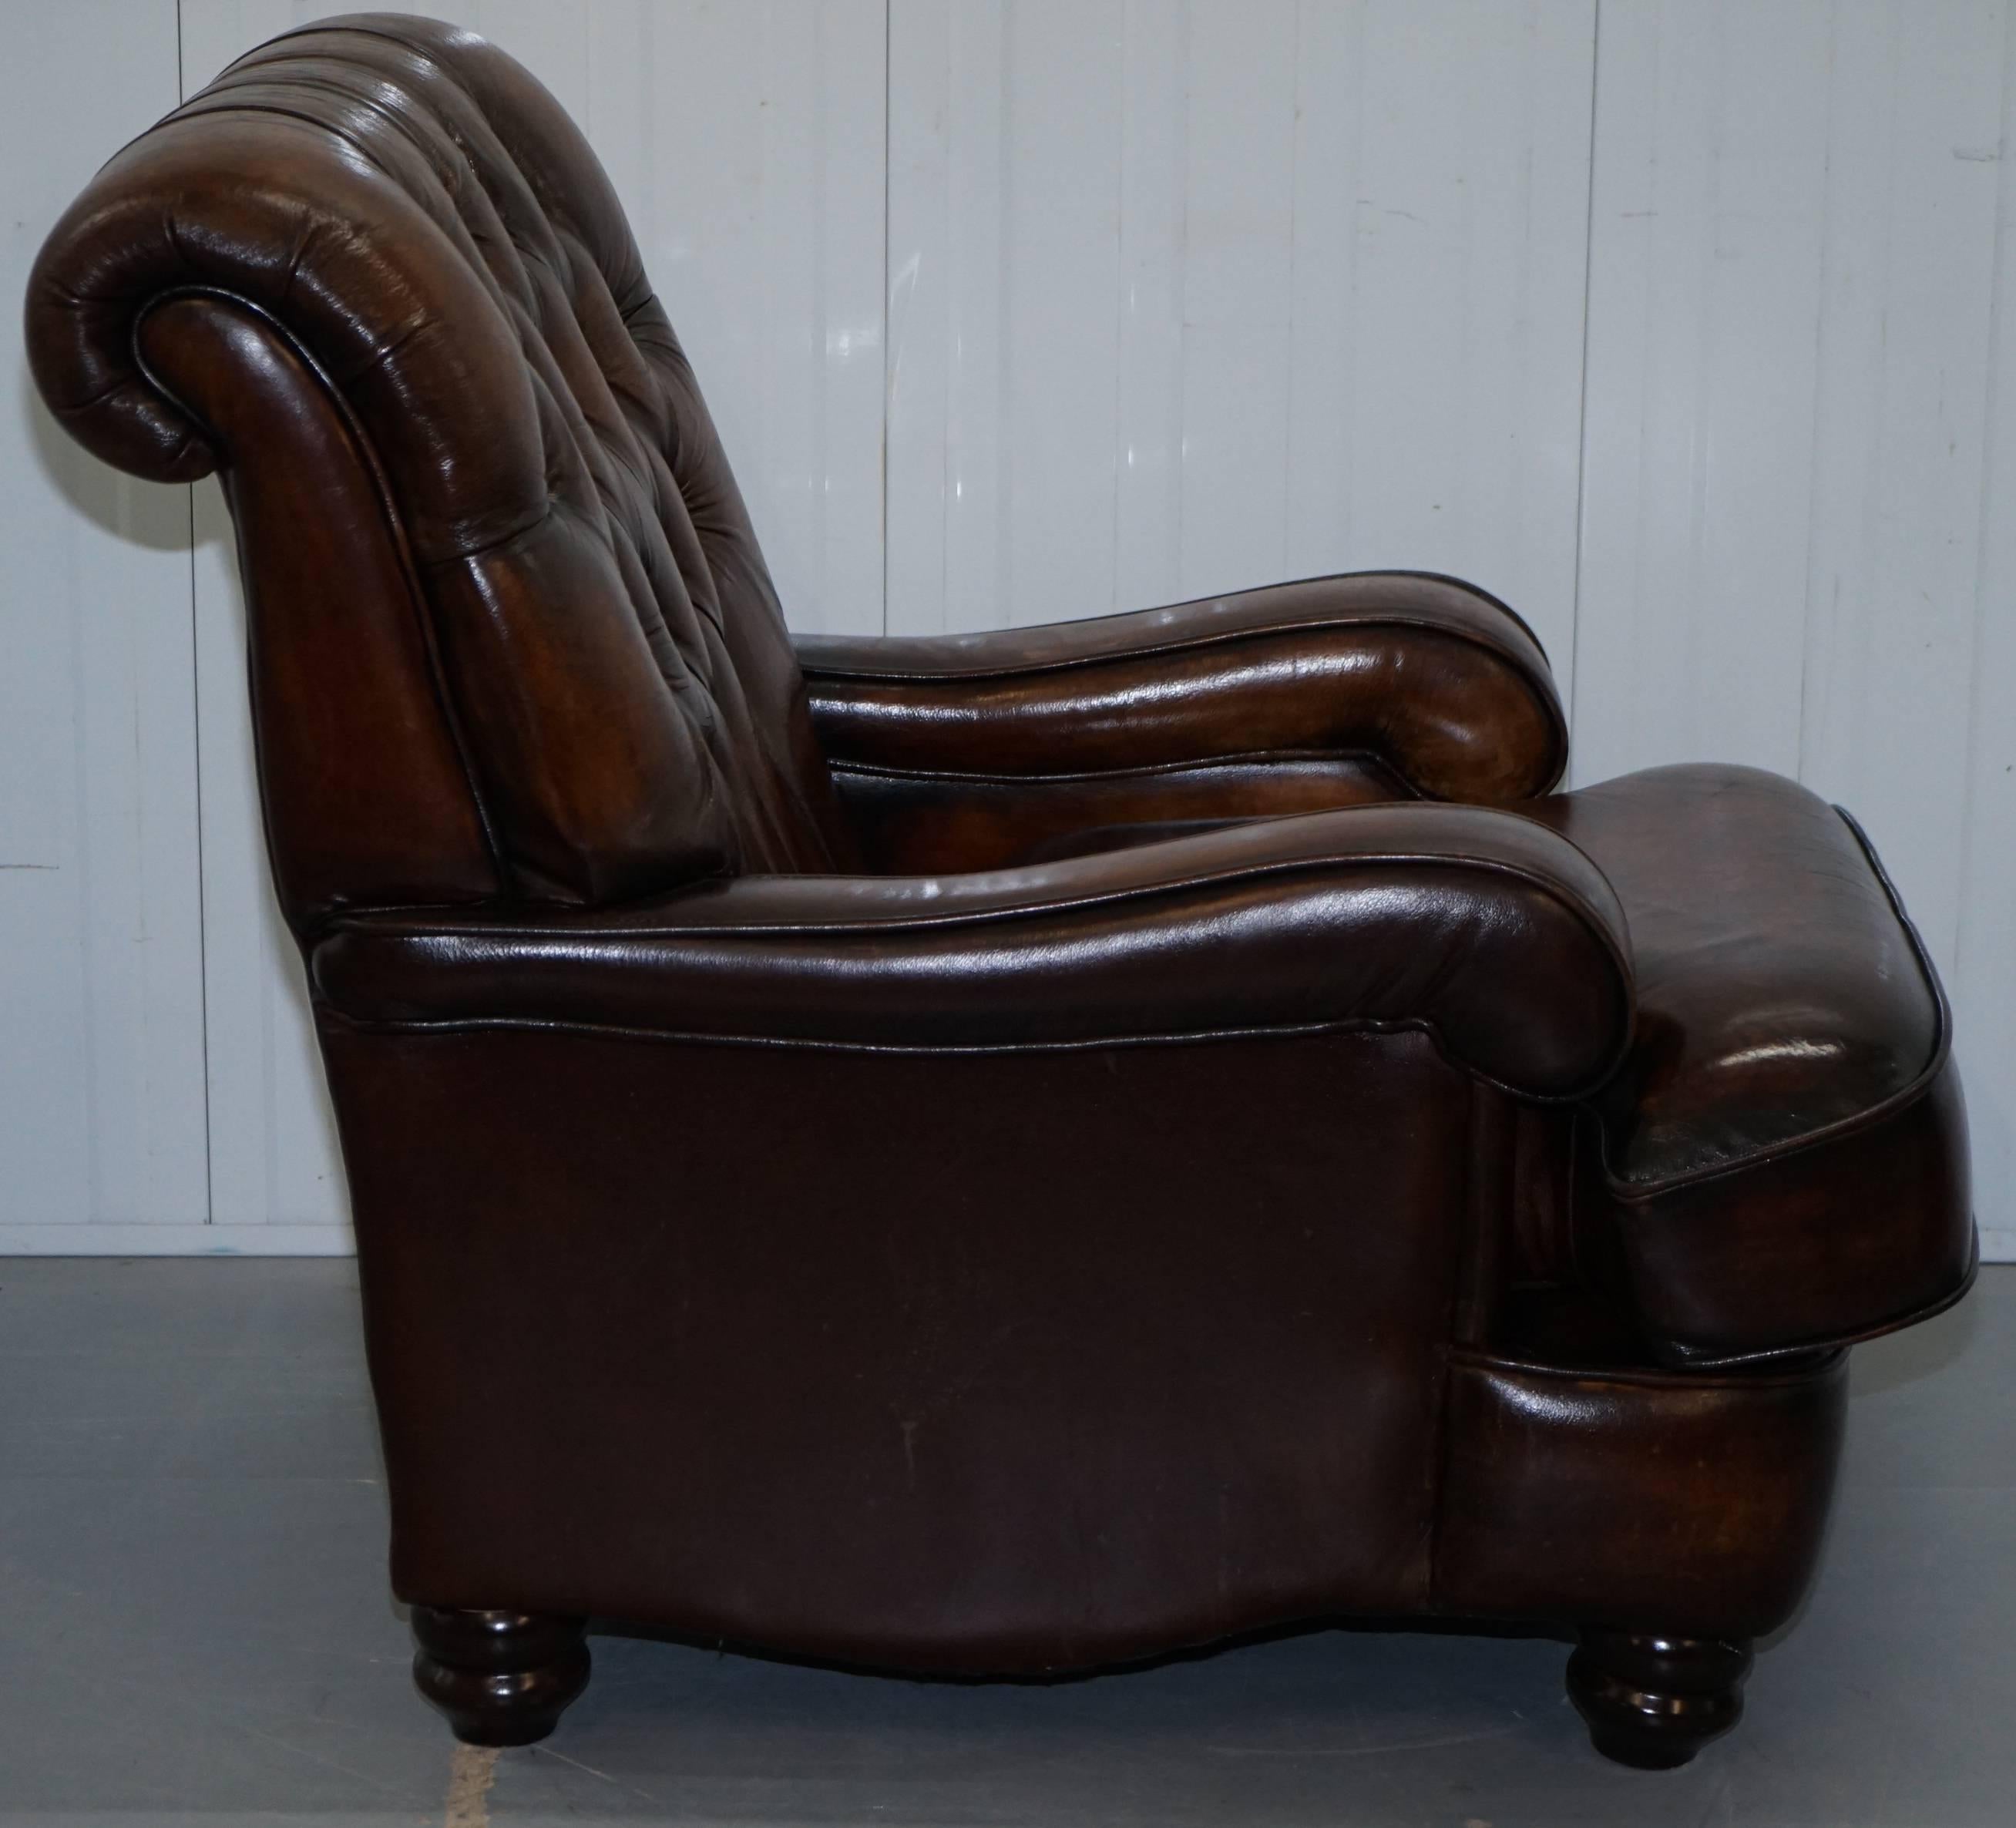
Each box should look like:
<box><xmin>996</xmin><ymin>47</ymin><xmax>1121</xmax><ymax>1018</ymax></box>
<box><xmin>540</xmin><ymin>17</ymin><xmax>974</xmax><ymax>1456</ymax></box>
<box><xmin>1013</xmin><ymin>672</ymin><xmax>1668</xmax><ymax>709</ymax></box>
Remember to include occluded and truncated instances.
<box><xmin>0</xmin><ymin>1260</ymin><xmax>2008</xmax><ymax>1828</ymax></box>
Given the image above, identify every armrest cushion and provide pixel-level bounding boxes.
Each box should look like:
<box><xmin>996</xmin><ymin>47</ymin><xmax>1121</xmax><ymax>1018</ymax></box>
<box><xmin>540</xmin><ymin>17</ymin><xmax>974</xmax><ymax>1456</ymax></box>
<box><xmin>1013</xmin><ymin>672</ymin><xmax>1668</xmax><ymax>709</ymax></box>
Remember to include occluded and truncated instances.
<box><xmin>797</xmin><ymin>573</ymin><xmax>1567</xmax><ymax>804</ymax></box>
<box><xmin>314</xmin><ymin>803</ymin><xmax>1633</xmax><ymax>1100</ymax></box>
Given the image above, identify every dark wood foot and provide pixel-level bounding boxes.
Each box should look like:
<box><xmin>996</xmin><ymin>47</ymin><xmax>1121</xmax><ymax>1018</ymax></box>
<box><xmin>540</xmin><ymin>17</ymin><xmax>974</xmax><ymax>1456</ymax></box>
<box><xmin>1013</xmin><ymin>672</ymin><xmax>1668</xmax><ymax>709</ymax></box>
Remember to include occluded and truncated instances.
<box><xmin>1567</xmin><ymin>1629</ymin><xmax>1752</xmax><ymax>1769</ymax></box>
<box><xmin>411</xmin><ymin>1607</ymin><xmax>590</xmax><ymax>1746</ymax></box>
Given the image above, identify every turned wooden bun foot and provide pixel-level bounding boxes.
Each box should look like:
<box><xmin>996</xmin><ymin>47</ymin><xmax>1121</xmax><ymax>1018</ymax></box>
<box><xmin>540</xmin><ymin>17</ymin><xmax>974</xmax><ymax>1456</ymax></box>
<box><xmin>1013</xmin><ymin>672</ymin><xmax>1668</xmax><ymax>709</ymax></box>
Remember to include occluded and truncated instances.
<box><xmin>1567</xmin><ymin>1629</ymin><xmax>1753</xmax><ymax>1769</ymax></box>
<box><xmin>411</xmin><ymin>1606</ymin><xmax>591</xmax><ymax>1746</ymax></box>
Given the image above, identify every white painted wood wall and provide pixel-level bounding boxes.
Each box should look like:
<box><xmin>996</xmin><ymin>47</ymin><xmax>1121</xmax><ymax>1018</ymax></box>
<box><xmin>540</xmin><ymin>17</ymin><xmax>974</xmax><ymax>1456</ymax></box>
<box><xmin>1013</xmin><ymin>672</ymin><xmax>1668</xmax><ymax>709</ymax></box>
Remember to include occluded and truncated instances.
<box><xmin>3</xmin><ymin>0</ymin><xmax>2011</xmax><ymax>1259</ymax></box>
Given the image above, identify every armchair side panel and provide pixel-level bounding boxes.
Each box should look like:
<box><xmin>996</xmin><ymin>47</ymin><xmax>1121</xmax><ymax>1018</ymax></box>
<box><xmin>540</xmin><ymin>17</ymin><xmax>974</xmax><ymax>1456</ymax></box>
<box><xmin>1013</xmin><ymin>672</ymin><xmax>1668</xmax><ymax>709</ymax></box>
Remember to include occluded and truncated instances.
<box><xmin>321</xmin><ymin>1019</ymin><xmax>1477</xmax><ymax>1674</ymax></box>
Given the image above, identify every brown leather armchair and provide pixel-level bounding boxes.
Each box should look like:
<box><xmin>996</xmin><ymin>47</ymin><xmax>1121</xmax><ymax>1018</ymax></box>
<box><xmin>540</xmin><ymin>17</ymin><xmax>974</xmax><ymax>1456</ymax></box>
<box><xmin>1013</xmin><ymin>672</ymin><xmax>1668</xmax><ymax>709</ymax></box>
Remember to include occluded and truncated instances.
<box><xmin>27</xmin><ymin>15</ymin><xmax>1975</xmax><ymax>1770</ymax></box>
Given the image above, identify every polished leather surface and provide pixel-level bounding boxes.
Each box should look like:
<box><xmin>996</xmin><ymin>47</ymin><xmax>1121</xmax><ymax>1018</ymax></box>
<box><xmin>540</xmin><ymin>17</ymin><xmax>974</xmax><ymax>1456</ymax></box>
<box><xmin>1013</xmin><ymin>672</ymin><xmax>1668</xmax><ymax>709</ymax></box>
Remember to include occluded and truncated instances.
<box><xmin>139</xmin><ymin>296</ymin><xmax>500</xmax><ymax>921</ymax></box>
<box><xmin>325</xmin><ymin>1020</ymin><xmax>1475</xmax><ymax>1669</ymax></box>
<box><xmin>801</xmin><ymin>573</ymin><xmax>1564</xmax><ymax>873</ymax></box>
<box><xmin>1526</xmin><ymin>766</ymin><xmax>1941</xmax><ymax>1187</ymax></box>
<box><xmin>1436</xmin><ymin>1349</ymin><xmax>1848</xmax><ymax>1637</ymax></box>
<box><xmin>828</xmin><ymin>752</ymin><xmax>1410</xmax><ymax>877</ymax></box>
<box><xmin>1526</xmin><ymin>765</ymin><xmax>1975</xmax><ymax>1362</ymax></box>
<box><xmin>314</xmin><ymin>801</ymin><xmax>1634</xmax><ymax>1100</ymax></box>
<box><xmin>27</xmin><ymin>10</ymin><xmax>1974</xmax><ymax>1705</ymax></box>
<box><xmin>1613</xmin><ymin>1059</ymin><xmax>1974</xmax><ymax>1365</ymax></box>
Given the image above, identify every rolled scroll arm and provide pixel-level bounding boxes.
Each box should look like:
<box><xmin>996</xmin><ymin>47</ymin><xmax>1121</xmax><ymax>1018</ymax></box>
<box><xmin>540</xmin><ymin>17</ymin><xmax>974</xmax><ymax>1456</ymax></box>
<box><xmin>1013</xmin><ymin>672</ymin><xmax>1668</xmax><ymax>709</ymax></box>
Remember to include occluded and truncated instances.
<box><xmin>796</xmin><ymin>575</ymin><xmax>1567</xmax><ymax>872</ymax></box>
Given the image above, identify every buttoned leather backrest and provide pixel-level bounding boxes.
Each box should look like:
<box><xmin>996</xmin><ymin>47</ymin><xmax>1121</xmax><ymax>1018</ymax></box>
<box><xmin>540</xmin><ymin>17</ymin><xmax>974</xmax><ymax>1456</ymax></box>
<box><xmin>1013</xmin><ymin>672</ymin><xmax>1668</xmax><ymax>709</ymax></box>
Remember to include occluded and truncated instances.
<box><xmin>28</xmin><ymin>14</ymin><xmax>852</xmax><ymax>919</ymax></box>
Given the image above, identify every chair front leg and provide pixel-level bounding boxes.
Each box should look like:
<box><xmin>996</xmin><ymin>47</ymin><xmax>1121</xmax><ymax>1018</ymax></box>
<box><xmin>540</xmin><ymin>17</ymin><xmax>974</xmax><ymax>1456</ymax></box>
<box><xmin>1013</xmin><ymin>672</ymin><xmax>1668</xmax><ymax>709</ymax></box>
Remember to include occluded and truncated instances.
<box><xmin>411</xmin><ymin>1606</ymin><xmax>591</xmax><ymax>1746</ymax></box>
<box><xmin>1567</xmin><ymin>1628</ymin><xmax>1754</xmax><ymax>1769</ymax></box>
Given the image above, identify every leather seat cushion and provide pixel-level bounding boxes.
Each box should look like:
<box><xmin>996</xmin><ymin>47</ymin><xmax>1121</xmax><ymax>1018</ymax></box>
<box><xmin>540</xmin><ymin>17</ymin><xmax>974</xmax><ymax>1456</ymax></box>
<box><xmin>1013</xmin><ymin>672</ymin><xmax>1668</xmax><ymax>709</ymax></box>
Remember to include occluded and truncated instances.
<box><xmin>1526</xmin><ymin>764</ymin><xmax>1974</xmax><ymax>1363</ymax></box>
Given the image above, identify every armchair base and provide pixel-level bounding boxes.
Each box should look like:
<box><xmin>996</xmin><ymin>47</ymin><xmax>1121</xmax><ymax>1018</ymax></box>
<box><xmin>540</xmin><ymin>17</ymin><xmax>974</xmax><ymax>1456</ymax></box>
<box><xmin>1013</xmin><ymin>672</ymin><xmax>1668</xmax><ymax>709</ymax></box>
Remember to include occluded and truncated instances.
<box><xmin>399</xmin><ymin>1605</ymin><xmax>1757</xmax><ymax>1766</ymax></box>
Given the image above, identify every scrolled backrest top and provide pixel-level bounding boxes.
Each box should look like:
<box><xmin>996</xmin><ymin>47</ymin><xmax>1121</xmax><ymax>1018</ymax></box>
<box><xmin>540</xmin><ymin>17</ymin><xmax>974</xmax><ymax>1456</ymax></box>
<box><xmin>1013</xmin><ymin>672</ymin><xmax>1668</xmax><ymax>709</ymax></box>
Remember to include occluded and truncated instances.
<box><xmin>29</xmin><ymin>13</ymin><xmax>848</xmax><ymax>914</ymax></box>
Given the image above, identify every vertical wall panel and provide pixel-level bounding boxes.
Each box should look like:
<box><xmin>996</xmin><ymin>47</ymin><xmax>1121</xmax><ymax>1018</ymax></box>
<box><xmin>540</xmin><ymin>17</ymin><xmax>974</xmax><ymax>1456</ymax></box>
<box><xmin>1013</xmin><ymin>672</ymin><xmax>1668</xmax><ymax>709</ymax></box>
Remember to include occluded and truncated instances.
<box><xmin>581</xmin><ymin>0</ymin><xmax>888</xmax><ymax>637</ymax></box>
<box><xmin>1954</xmin><ymin>8</ymin><xmax>2016</xmax><ymax>1262</ymax></box>
<box><xmin>0</xmin><ymin>2</ymin><xmax>209</xmax><ymax>1249</ymax></box>
<box><xmin>1796</xmin><ymin>2</ymin><xmax>2005</xmax><ymax>976</ymax></box>
<box><xmin>886</xmin><ymin>0</ymin><xmax>1597</xmax><ymax>682</ymax></box>
<box><xmin>885</xmin><ymin>0</ymin><xmax>1011</xmax><ymax>633</ymax></box>
<box><xmin>1177</xmin><ymin>3</ymin><xmax>1299</xmax><ymax>600</ymax></box>
<box><xmin>1108</xmin><ymin>1</ymin><xmax>1189</xmax><ymax>613</ymax></box>
<box><xmin>889</xmin><ymin>0</ymin><xmax>1133</xmax><ymax>634</ymax></box>
<box><xmin>1291</xmin><ymin>2</ymin><xmax>1597</xmax><ymax>684</ymax></box>
<box><xmin>1574</xmin><ymin>0</ymin><xmax>1835</xmax><ymax>785</ymax></box>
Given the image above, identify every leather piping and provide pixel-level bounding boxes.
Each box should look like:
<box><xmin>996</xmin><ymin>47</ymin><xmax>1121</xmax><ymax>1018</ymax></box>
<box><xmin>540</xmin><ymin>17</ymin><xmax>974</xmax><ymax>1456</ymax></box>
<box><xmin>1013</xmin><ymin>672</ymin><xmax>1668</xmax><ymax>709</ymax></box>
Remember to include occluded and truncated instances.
<box><xmin>1446</xmin><ymin>1342</ymin><xmax>1850</xmax><ymax>1391</ymax></box>
<box><xmin>312</xmin><ymin>1008</ymin><xmax>1617</xmax><ymax>1106</ymax></box>
<box><xmin>797</xmin><ymin>574</ymin><xmax>1551</xmax><ymax>681</ymax></box>
<box><xmin>826</xmin><ymin>748</ymin><xmax>1419</xmax><ymax>793</ymax></box>
<box><xmin>801</xmin><ymin>613</ymin><xmax>1544</xmax><ymax>687</ymax></box>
